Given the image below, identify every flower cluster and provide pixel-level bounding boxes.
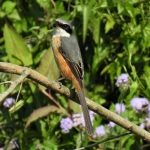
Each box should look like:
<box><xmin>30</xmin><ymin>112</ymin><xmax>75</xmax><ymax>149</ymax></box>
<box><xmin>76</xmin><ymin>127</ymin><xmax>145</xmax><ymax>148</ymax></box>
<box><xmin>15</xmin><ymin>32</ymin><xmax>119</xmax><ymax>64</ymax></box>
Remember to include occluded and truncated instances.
<box><xmin>144</xmin><ymin>118</ymin><xmax>150</xmax><ymax>132</ymax></box>
<box><xmin>130</xmin><ymin>97</ymin><xmax>149</xmax><ymax>113</ymax></box>
<box><xmin>130</xmin><ymin>97</ymin><xmax>150</xmax><ymax>132</ymax></box>
<box><xmin>115</xmin><ymin>103</ymin><xmax>126</xmax><ymax>114</ymax></box>
<box><xmin>73</xmin><ymin>111</ymin><xmax>95</xmax><ymax>127</ymax></box>
<box><xmin>3</xmin><ymin>97</ymin><xmax>15</xmax><ymax>108</ymax></box>
<box><xmin>116</xmin><ymin>73</ymin><xmax>130</xmax><ymax>90</ymax></box>
<box><xmin>60</xmin><ymin>118</ymin><xmax>73</xmax><ymax>133</ymax></box>
<box><xmin>139</xmin><ymin>118</ymin><xmax>150</xmax><ymax>132</ymax></box>
<box><xmin>60</xmin><ymin>101</ymin><xmax>127</xmax><ymax>136</ymax></box>
<box><xmin>60</xmin><ymin>111</ymin><xmax>95</xmax><ymax>134</ymax></box>
<box><xmin>115</xmin><ymin>74</ymin><xmax>150</xmax><ymax>133</ymax></box>
<box><xmin>60</xmin><ymin>92</ymin><xmax>150</xmax><ymax>137</ymax></box>
<box><xmin>93</xmin><ymin>125</ymin><xmax>105</xmax><ymax>138</ymax></box>
<box><xmin>107</xmin><ymin>121</ymin><xmax>116</xmax><ymax>128</ymax></box>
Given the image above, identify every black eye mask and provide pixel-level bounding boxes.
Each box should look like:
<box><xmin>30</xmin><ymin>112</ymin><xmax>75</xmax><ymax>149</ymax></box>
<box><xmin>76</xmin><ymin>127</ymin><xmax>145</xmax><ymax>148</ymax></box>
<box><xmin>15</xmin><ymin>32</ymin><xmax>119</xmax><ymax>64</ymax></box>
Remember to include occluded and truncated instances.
<box><xmin>62</xmin><ymin>24</ymin><xmax>72</xmax><ymax>34</ymax></box>
<box><xmin>55</xmin><ymin>21</ymin><xmax>72</xmax><ymax>34</ymax></box>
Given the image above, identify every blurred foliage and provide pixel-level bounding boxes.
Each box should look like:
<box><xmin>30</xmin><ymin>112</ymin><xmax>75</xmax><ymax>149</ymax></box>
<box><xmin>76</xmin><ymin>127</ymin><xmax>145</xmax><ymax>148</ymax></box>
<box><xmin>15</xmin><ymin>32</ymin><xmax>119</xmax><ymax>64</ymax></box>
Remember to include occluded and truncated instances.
<box><xmin>0</xmin><ymin>0</ymin><xmax>150</xmax><ymax>149</ymax></box>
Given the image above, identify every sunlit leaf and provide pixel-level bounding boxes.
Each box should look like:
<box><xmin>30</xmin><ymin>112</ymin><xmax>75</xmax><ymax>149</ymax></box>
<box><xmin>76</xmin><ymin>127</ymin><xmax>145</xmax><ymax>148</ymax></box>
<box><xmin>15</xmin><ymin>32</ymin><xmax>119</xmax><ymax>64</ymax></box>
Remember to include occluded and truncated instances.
<box><xmin>36</xmin><ymin>0</ymin><xmax>51</xmax><ymax>10</ymax></box>
<box><xmin>37</xmin><ymin>49</ymin><xmax>60</xmax><ymax>81</ymax></box>
<box><xmin>3</xmin><ymin>24</ymin><xmax>33</xmax><ymax>65</ymax></box>
<box><xmin>105</xmin><ymin>15</ymin><xmax>115</xmax><ymax>33</ymax></box>
<box><xmin>117</xmin><ymin>1</ymin><xmax>125</xmax><ymax>14</ymax></box>
<box><xmin>126</xmin><ymin>81</ymin><xmax>138</xmax><ymax>101</ymax></box>
<box><xmin>9</xmin><ymin>100</ymin><xmax>24</xmax><ymax>113</ymax></box>
<box><xmin>8</xmin><ymin>9</ymin><xmax>21</xmax><ymax>20</ymax></box>
<box><xmin>2</xmin><ymin>1</ymin><xmax>16</xmax><ymax>14</ymax></box>
<box><xmin>143</xmin><ymin>25</ymin><xmax>150</xmax><ymax>47</ymax></box>
<box><xmin>83</xmin><ymin>5</ymin><xmax>89</xmax><ymax>42</ymax></box>
<box><xmin>92</xmin><ymin>17</ymin><xmax>101</xmax><ymax>44</ymax></box>
<box><xmin>143</xmin><ymin>66</ymin><xmax>150</xmax><ymax>90</ymax></box>
<box><xmin>25</xmin><ymin>105</ymin><xmax>64</xmax><ymax>128</ymax></box>
<box><xmin>92</xmin><ymin>47</ymin><xmax>109</xmax><ymax>75</ymax></box>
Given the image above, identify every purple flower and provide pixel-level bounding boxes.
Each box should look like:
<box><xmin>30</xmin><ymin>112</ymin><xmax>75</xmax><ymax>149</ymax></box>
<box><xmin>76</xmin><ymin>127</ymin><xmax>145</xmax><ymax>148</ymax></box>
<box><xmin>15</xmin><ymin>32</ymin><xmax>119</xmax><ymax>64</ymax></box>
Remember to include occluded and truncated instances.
<box><xmin>147</xmin><ymin>106</ymin><xmax>150</xmax><ymax>117</ymax></box>
<box><xmin>140</xmin><ymin>123</ymin><xmax>145</xmax><ymax>129</ymax></box>
<box><xmin>93</xmin><ymin>125</ymin><xmax>105</xmax><ymax>138</ymax></box>
<box><xmin>108</xmin><ymin>121</ymin><xmax>116</xmax><ymax>128</ymax></box>
<box><xmin>115</xmin><ymin>103</ymin><xmax>126</xmax><ymax>114</ymax></box>
<box><xmin>89</xmin><ymin>110</ymin><xmax>96</xmax><ymax>118</ymax></box>
<box><xmin>116</xmin><ymin>73</ymin><xmax>130</xmax><ymax>89</ymax></box>
<box><xmin>72</xmin><ymin>113</ymin><xmax>84</xmax><ymax>127</ymax></box>
<box><xmin>72</xmin><ymin>111</ymin><xmax>95</xmax><ymax>127</ymax></box>
<box><xmin>145</xmin><ymin>118</ymin><xmax>150</xmax><ymax>131</ymax></box>
<box><xmin>130</xmin><ymin>97</ymin><xmax>149</xmax><ymax>113</ymax></box>
<box><xmin>89</xmin><ymin>110</ymin><xmax>96</xmax><ymax>122</ymax></box>
<box><xmin>3</xmin><ymin>97</ymin><xmax>15</xmax><ymax>108</ymax></box>
<box><xmin>60</xmin><ymin>117</ymin><xmax>73</xmax><ymax>133</ymax></box>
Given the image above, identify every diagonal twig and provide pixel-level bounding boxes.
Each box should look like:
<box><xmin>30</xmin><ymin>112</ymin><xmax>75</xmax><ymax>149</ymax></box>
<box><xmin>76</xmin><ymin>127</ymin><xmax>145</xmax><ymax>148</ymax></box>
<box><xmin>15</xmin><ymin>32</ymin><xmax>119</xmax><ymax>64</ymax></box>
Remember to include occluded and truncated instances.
<box><xmin>40</xmin><ymin>89</ymin><xmax>68</xmax><ymax>115</ymax></box>
<box><xmin>0</xmin><ymin>69</ymin><xmax>30</xmax><ymax>103</ymax></box>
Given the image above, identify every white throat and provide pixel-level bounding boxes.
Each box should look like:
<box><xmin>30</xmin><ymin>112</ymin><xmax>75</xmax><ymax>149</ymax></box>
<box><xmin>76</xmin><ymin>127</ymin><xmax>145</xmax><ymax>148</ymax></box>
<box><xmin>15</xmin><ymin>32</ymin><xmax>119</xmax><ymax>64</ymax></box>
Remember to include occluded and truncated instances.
<box><xmin>53</xmin><ymin>27</ymin><xmax>70</xmax><ymax>37</ymax></box>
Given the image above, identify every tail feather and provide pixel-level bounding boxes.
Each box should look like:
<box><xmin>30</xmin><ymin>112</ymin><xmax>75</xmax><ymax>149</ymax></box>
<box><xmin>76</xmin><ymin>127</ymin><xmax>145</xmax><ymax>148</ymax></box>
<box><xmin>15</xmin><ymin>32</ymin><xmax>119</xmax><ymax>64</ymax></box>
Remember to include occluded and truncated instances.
<box><xmin>76</xmin><ymin>90</ymin><xmax>93</xmax><ymax>135</ymax></box>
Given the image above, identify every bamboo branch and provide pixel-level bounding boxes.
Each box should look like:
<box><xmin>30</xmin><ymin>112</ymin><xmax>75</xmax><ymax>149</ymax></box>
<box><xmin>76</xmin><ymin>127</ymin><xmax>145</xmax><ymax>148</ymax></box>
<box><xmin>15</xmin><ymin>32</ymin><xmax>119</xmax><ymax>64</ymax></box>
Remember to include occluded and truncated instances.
<box><xmin>0</xmin><ymin>62</ymin><xmax>150</xmax><ymax>142</ymax></box>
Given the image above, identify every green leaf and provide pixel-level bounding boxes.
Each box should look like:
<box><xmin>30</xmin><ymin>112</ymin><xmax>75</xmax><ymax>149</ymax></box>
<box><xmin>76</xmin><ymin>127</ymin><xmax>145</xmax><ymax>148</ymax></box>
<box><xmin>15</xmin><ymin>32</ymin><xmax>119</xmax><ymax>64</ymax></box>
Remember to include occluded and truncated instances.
<box><xmin>2</xmin><ymin>1</ymin><xmax>16</xmax><ymax>14</ymax></box>
<box><xmin>36</xmin><ymin>0</ymin><xmax>51</xmax><ymax>10</ymax></box>
<box><xmin>92</xmin><ymin>17</ymin><xmax>101</xmax><ymax>44</ymax></box>
<box><xmin>143</xmin><ymin>25</ymin><xmax>150</xmax><ymax>47</ymax></box>
<box><xmin>125</xmin><ymin>137</ymin><xmax>135</xmax><ymax>150</ymax></box>
<box><xmin>92</xmin><ymin>47</ymin><xmax>109</xmax><ymax>75</ymax></box>
<box><xmin>9</xmin><ymin>100</ymin><xmax>24</xmax><ymax>113</ymax></box>
<box><xmin>25</xmin><ymin>105</ymin><xmax>64</xmax><ymax>128</ymax></box>
<box><xmin>126</xmin><ymin>81</ymin><xmax>138</xmax><ymax>101</ymax></box>
<box><xmin>8</xmin><ymin>9</ymin><xmax>21</xmax><ymax>20</ymax></box>
<box><xmin>37</xmin><ymin>49</ymin><xmax>60</xmax><ymax>81</ymax></box>
<box><xmin>3</xmin><ymin>24</ymin><xmax>33</xmax><ymax>65</ymax></box>
<box><xmin>83</xmin><ymin>5</ymin><xmax>89</xmax><ymax>42</ymax></box>
<box><xmin>117</xmin><ymin>1</ymin><xmax>125</xmax><ymax>14</ymax></box>
<box><xmin>43</xmin><ymin>139</ymin><xmax>58</xmax><ymax>150</ymax></box>
<box><xmin>105</xmin><ymin>15</ymin><xmax>115</xmax><ymax>33</ymax></box>
<box><xmin>143</xmin><ymin>66</ymin><xmax>150</xmax><ymax>91</ymax></box>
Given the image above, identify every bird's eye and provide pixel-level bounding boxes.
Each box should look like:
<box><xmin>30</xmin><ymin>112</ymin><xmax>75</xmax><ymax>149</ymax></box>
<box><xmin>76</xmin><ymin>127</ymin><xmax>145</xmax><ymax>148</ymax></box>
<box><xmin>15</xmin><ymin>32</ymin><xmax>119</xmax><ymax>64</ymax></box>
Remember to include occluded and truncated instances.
<box><xmin>63</xmin><ymin>24</ymin><xmax>72</xmax><ymax>33</ymax></box>
<box><xmin>63</xmin><ymin>24</ymin><xmax>68</xmax><ymax>29</ymax></box>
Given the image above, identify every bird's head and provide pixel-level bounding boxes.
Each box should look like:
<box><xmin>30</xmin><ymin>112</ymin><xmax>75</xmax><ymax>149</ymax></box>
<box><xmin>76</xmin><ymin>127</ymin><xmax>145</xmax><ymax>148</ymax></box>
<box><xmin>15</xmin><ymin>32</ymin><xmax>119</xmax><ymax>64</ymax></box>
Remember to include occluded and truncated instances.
<box><xmin>53</xmin><ymin>18</ymin><xmax>73</xmax><ymax>37</ymax></box>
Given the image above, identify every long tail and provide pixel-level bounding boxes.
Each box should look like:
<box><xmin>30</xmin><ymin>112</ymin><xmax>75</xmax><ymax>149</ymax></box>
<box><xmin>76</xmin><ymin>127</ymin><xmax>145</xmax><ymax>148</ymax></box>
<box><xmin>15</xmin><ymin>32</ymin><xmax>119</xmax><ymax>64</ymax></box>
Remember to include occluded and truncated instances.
<box><xmin>76</xmin><ymin>89</ymin><xmax>93</xmax><ymax>135</ymax></box>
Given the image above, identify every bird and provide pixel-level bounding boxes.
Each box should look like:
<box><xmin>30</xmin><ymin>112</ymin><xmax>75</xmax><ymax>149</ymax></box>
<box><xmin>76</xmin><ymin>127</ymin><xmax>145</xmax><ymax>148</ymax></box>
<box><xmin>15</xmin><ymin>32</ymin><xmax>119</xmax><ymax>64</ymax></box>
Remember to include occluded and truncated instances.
<box><xmin>51</xmin><ymin>18</ymin><xmax>93</xmax><ymax>135</ymax></box>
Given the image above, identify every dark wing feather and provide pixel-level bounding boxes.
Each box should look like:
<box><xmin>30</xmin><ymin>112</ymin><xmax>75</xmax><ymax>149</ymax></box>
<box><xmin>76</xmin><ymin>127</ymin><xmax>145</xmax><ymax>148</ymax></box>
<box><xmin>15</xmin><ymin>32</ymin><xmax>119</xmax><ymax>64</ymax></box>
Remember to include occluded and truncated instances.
<box><xmin>60</xmin><ymin>35</ymin><xmax>84</xmax><ymax>81</ymax></box>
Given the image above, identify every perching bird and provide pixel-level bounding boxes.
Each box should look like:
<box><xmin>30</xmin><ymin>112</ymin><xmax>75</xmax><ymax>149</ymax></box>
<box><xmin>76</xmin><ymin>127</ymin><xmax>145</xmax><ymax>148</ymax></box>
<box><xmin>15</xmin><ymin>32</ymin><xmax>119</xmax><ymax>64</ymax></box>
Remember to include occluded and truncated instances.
<box><xmin>51</xmin><ymin>18</ymin><xmax>93</xmax><ymax>135</ymax></box>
